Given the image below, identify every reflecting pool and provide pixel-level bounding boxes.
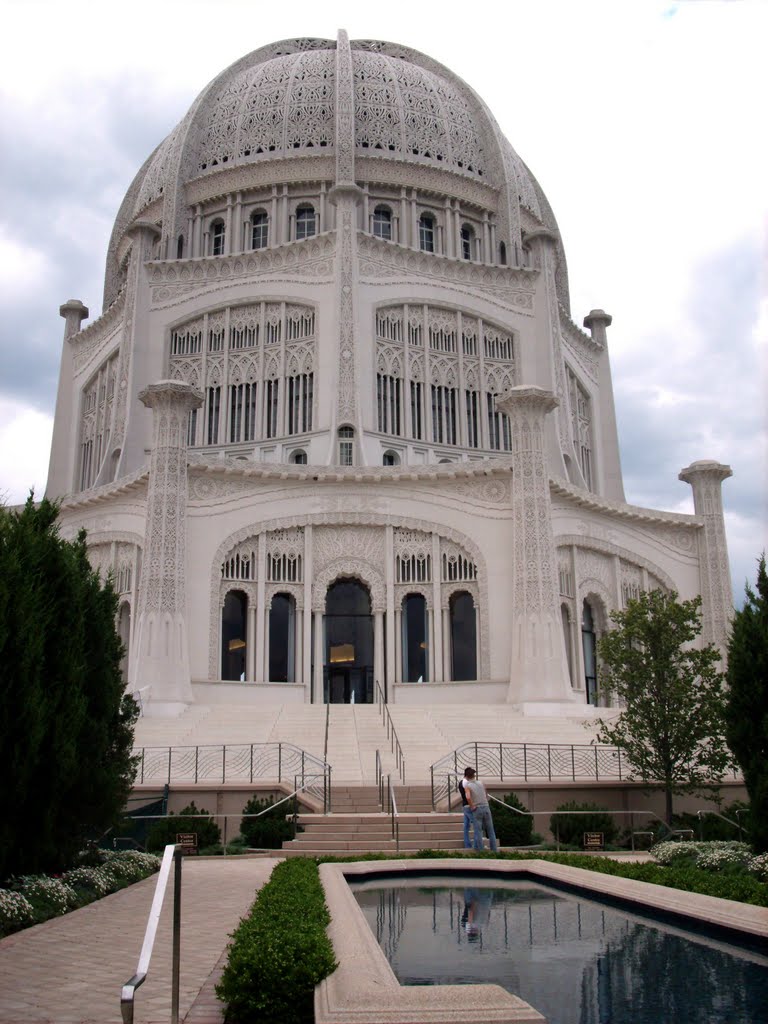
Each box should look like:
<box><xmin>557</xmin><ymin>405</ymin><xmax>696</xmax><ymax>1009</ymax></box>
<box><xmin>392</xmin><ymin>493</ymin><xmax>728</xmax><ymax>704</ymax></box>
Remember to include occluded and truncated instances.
<box><xmin>350</xmin><ymin>877</ymin><xmax>768</xmax><ymax>1024</ymax></box>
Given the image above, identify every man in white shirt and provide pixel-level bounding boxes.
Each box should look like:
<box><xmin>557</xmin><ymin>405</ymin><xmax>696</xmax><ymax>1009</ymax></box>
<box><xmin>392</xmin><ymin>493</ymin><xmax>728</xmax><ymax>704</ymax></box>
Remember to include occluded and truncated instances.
<box><xmin>463</xmin><ymin>767</ymin><xmax>498</xmax><ymax>852</ymax></box>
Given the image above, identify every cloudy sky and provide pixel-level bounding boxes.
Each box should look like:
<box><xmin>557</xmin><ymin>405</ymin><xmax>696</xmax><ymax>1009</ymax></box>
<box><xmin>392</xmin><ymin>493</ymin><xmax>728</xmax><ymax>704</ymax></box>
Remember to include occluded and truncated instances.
<box><xmin>0</xmin><ymin>0</ymin><xmax>765</xmax><ymax>601</ymax></box>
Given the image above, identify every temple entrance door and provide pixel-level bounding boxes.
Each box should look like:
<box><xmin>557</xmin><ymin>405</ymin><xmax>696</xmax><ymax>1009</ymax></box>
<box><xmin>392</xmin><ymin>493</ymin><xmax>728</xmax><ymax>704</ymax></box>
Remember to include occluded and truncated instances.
<box><xmin>323</xmin><ymin>579</ymin><xmax>374</xmax><ymax>703</ymax></box>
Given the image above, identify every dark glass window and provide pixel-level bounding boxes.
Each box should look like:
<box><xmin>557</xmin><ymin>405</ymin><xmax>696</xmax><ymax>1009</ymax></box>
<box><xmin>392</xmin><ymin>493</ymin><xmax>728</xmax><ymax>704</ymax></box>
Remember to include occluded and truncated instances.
<box><xmin>582</xmin><ymin>600</ymin><xmax>598</xmax><ymax>705</ymax></box>
<box><xmin>211</xmin><ymin>220</ymin><xmax>225</xmax><ymax>256</ymax></box>
<box><xmin>373</xmin><ymin>205</ymin><xmax>392</xmax><ymax>240</ymax></box>
<box><xmin>450</xmin><ymin>591</ymin><xmax>477</xmax><ymax>681</ymax></box>
<box><xmin>269</xmin><ymin>593</ymin><xmax>294</xmax><ymax>682</ymax></box>
<box><xmin>295</xmin><ymin>206</ymin><xmax>316</xmax><ymax>240</ymax></box>
<box><xmin>251</xmin><ymin>211</ymin><xmax>269</xmax><ymax>249</ymax></box>
<box><xmin>419</xmin><ymin>214</ymin><xmax>435</xmax><ymax>253</ymax></box>
<box><xmin>221</xmin><ymin>590</ymin><xmax>247</xmax><ymax>680</ymax></box>
<box><xmin>461</xmin><ymin>225</ymin><xmax>473</xmax><ymax>260</ymax></box>
<box><xmin>403</xmin><ymin>594</ymin><xmax>428</xmax><ymax>682</ymax></box>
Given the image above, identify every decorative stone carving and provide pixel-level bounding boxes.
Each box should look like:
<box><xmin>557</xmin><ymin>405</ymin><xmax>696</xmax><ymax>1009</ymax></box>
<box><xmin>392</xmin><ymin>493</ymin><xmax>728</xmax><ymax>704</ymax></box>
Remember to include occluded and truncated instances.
<box><xmin>131</xmin><ymin>380</ymin><xmax>203</xmax><ymax>711</ymax></box>
<box><xmin>498</xmin><ymin>386</ymin><xmax>575</xmax><ymax>704</ymax></box>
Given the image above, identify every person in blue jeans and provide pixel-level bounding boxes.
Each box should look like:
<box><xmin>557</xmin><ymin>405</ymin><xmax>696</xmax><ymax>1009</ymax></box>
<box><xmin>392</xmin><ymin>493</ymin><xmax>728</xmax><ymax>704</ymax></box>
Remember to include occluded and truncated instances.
<box><xmin>458</xmin><ymin>767</ymin><xmax>476</xmax><ymax>849</ymax></box>
<box><xmin>463</xmin><ymin>767</ymin><xmax>497</xmax><ymax>852</ymax></box>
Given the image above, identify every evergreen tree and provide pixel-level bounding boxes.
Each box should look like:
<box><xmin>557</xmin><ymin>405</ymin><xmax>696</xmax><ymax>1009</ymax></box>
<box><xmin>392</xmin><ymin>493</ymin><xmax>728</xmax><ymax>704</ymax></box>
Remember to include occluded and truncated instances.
<box><xmin>595</xmin><ymin>589</ymin><xmax>730</xmax><ymax>823</ymax></box>
<box><xmin>724</xmin><ymin>554</ymin><xmax>768</xmax><ymax>852</ymax></box>
<box><xmin>0</xmin><ymin>497</ymin><xmax>138</xmax><ymax>878</ymax></box>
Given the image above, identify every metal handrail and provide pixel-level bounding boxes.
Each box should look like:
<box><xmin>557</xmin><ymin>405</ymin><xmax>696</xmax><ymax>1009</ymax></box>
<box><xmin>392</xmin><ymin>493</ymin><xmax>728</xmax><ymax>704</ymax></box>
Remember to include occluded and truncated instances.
<box><xmin>375</xmin><ymin>749</ymin><xmax>384</xmax><ymax>808</ymax></box>
<box><xmin>387</xmin><ymin>774</ymin><xmax>400</xmax><ymax>852</ymax></box>
<box><xmin>696</xmin><ymin>808</ymin><xmax>744</xmax><ymax>840</ymax></box>
<box><xmin>121</xmin><ymin>843</ymin><xmax>182</xmax><ymax>1024</ymax></box>
<box><xmin>323</xmin><ymin>701</ymin><xmax>330</xmax><ymax>764</ymax></box>
<box><xmin>374</xmin><ymin>680</ymin><xmax>406</xmax><ymax>782</ymax></box>
<box><xmin>430</xmin><ymin>741</ymin><xmax>741</xmax><ymax>808</ymax></box>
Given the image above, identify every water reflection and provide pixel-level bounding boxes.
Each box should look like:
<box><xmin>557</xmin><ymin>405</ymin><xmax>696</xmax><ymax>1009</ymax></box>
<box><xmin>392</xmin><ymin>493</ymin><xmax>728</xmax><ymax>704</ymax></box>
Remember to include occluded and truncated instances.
<box><xmin>352</xmin><ymin>881</ymin><xmax>768</xmax><ymax>1024</ymax></box>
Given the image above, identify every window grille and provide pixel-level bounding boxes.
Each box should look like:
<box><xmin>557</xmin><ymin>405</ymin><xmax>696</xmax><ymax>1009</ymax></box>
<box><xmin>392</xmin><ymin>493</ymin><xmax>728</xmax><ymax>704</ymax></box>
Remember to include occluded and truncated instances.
<box><xmin>484</xmin><ymin>328</ymin><xmax>513</xmax><ymax>361</ymax></box>
<box><xmin>487</xmin><ymin>393</ymin><xmax>512</xmax><ymax>451</ymax></box>
<box><xmin>396</xmin><ymin>553</ymin><xmax>431</xmax><ymax>583</ymax></box>
<box><xmin>170</xmin><ymin>327</ymin><xmax>202</xmax><ymax>356</ymax></box>
<box><xmin>265</xmin><ymin>380</ymin><xmax>279</xmax><ymax>439</ymax></box>
<box><xmin>460</xmin><ymin>225</ymin><xmax>473</xmax><ymax>260</ymax></box>
<box><xmin>286</xmin><ymin>309</ymin><xmax>315</xmax><ymax>340</ymax></box>
<box><xmin>229</xmin><ymin>382</ymin><xmax>258</xmax><ymax>443</ymax></box>
<box><xmin>431</xmin><ymin>385</ymin><xmax>457</xmax><ymax>445</ymax></box>
<box><xmin>267</xmin><ymin>552</ymin><xmax>303</xmax><ymax>583</ymax></box>
<box><xmin>222</xmin><ymin>550</ymin><xmax>256</xmax><ymax>581</ymax></box>
<box><xmin>230</xmin><ymin>321</ymin><xmax>259</xmax><ymax>350</ymax></box>
<box><xmin>429</xmin><ymin>325</ymin><xmax>457</xmax><ymax>353</ymax></box>
<box><xmin>187</xmin><ymin>408</ymin><xmax>198</xmax><ymax>446</ymax></box>
<box><xmin>338</xmin><ymin>426</ymin><xmax>354</xmax><ymax>466</ymax></box>
<box><xmin>465</xmin><ymin>390</ymin><xmax>480</xmax><ymax>448</ymax></box>
<box><xmin>206</xmin><ymin>386</ymin><xmax>221</xmax><ymax>445</ymax></box>
<box><xmin>288</xmin><ymin>373</ymin><xmax>313</xmax><ymax>434</ymax></box>
<box><xmin>442</xmin><ymin>552</ymin><xmax>477</xmax><ymax>582</ymax></box>
<box><xmin>559</xmin><ymin>567</ymin><xmax>574</xmax><ymax>598</ymax></box>
<box><xmin>407</xmin><ymin>319</ymin><xmax>423</xmax><ymax>346</ymax></box>
<box><xmin>410</xmin><ymin>381</ymin><xmax>423</xmax><ymax>439</ymax></box>
<box><xmin>376</xmin><ymin>311</ymin><xmax>403</xmax><ymax>342</ymax></box>
<box><xmin>377</xmin><ymin>374</ymin><xmax>402</xmax><ymax>435</ymax></box>
<box><xmin>462</xmin><ymin>330</ymin><xmax>477</xmax><ymax>356</ymax></box>
<box><xmin>211</xmin><ymin>221</ymin><xmax>225</xmax><ymax>256</ymax></box>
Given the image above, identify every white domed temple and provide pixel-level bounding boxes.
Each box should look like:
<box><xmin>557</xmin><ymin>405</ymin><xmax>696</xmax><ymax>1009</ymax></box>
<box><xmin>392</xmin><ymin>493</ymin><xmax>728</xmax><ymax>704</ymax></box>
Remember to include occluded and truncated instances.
<box><xmin>46</xmin><ymin>32</ymin><xmax>733</xmax><ymax>770</ymax></box>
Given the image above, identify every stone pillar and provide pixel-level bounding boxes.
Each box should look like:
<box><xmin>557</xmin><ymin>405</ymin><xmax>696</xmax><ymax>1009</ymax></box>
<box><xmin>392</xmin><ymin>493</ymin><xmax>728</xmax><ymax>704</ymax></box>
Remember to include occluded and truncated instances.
<box><xmin>373</xmin><ymin>610</ymin><xmax>385</xmax><ymax>692</ymax></box>
<box><xmin>46</xmin><ymin>299</ymin><xmax>89</xmax><ymax>498</ymax></box>
<box><xmin>679</xmin><ymin>460</ymin><xmax>734</xmax><ymax>657</ymax></box>
<box><xmin>132</xmin><ymin>380</ymin><xmax>202</xmax><ymax>715</ymax></box>
<box><xmin>497</xmin><ymin>386</ymin><xmax>576</xmax><ymax>706</ymax></box>
<box><xmin>313</xmin><ymin>610</ymin><xmax>324</xmax><ymax>704</ymax></box>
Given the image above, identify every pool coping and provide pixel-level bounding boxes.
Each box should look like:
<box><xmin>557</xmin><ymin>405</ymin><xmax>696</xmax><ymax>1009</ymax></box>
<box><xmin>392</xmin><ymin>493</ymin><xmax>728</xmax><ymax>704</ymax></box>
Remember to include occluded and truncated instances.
<box><xmin>315</xmin><ymin>857</ymin><xmax>768</xmax><ymax>1024</ymax></box>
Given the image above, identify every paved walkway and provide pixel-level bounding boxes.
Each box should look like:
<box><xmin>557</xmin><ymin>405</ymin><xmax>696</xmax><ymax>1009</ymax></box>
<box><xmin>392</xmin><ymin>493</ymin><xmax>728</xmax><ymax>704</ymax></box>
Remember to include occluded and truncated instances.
<box><xmin>0</xmin><ymin>856</ymin><xmax>279</xmax><ymax>1024</ymax></box>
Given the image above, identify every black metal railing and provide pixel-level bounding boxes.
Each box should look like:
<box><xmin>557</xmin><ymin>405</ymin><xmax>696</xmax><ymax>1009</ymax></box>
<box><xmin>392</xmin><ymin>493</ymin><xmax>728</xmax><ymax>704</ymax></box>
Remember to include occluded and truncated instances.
<box><xmin>374</xmin><ymin>681</ymin><xmax>405</xmax><ymax>782</ymax></box>
<box><xmin>432</xmin><ymin>740</ymin><xmax>740</xmax><ymax>811</ymax></box>
<box><xmin>132</xmin><ymin>741</ymin><xmax>331</xmax><ymax>811</ymax></box>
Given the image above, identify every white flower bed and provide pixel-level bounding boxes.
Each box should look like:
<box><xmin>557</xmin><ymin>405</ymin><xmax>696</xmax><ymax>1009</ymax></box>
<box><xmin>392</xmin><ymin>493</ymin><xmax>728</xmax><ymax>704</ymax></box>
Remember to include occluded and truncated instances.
<box><xmin>0</xmin><ymin>890</ymin><xmax>34</xmax><ymax>929</ymax></box>
<box><xmin>63</xmin><ymin>866</ymin><xmax>114</xmax><ymax>897</ymax></box>
<box><xmin>17</xmin><ymin>876</ymin><xmax>79</xmax><ymax>914</ymax></box>
<box><xmin>650</xmin><ymin>839</ymin><xmax>765</xmax><ymax>877</ymax></box>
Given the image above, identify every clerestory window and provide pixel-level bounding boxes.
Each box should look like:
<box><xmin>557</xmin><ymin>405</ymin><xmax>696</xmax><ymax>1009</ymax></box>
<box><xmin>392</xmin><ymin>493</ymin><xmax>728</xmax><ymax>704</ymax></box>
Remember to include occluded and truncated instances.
<box><xmin>295</xmin><ymin>205</ymin><xmax>316</xmax><ymax>240</ymax></box>
<box><xmin>251</xmin><ymin>211</ymin><xmax>269</xmax><ymax>250</ymax></box>
<box><xmin>419</xmin><ymin>213</ymin><xmax>435</xmax><ymax>253</ymax></box>
<box><xmin>372</xmin><ymin>205</ymin><xmax>393</xmax><ymax>240</ymax></box>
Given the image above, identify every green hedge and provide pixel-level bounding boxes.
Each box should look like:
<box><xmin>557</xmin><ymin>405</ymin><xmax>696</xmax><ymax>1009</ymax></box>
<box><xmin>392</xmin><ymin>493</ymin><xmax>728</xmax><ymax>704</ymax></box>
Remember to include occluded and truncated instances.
<box><xmin>145</xmin><ymin>803</ymin><xmax>221</xmax><ymax>852</ymax></box>
<box><xmin>240</xmin><ymin>795</ymin><xmax>296</xmax><ymax>849</ymax></box>
<box><xmin>492</xmin><ymin>792</ymin><xmax>535</xmax><ymax>846</ymax></box>
<box><xmin>549</xmin><ymin>802</ymin><xmax>619</xmax><ymax>847</ymax></box>
<box><xmin>216</xmin><ymin>857</ymin><xmax>337</xmax><ymax>1023</ymax></box>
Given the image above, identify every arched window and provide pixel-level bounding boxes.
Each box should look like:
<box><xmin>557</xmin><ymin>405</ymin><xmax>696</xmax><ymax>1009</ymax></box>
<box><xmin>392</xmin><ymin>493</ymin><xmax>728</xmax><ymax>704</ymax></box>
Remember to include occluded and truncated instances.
<box><xmin>338</xmin><ymin>425</ymin><xmax>354</xmax><ymax>466</ymax></box>
<box><xmin>419</xmin><ymin>213</ymin><xmax>435</xmax><ymax>253</ymax></box>
<box><xmin>498</xmin><ymin>241</ymin><xmax>507</xmax><ymax>265</ymax></box>
<box><xmin>460</xmin><ymin>224</ymin><xmax>474</xmax><ymax>260</ymax></box>
<box><xmin>222</xmin><ymin>590</ymin><xmax>247</xmax><ymax>680</ymax></box>
<box><xmin>118</xmin><ymin>601</ymin><xmax>131</xmax><ymax>684</ymax></box>
<box><xmin>402</xmin><ymin>594</ymin><xmax>428</xmax><ymax>681</ymax></box>
<box><xmin>450</xmin><ymin>591</ymin><xmax>477</xmax><ymax>681</ymax></box>
<box><xmin>582</xmin><ymin>600</ymin><xmax>598</xmax><ymax>705</ymax></box>
<box><xmin>291</xmin><ymin>449</ymin><xmax>308</xmax><ymax>465</ymax></box>
<box><xmin>176</xmin><ymin>234</ymin><xmax>184</xmax><ymax>259</ymax></box>
<box><xmin>211</xmin><ymin>220</ymin><xmax>225</xmax><ymax>256</ymax></box>
<box><xmin>372</xmin><ymin>205</ymin><xmax>392</xmax><ymax>240</ymax></box>
<box><xmin>383</xmin><ymin>450</ymin><xmax>400</xmax><ymax>466</ymax></box>
<box><xmin>561</xmin><ymin>604</ymin><xmax>574</xmax><ymax>685</ymax></box>
<box><xmin>295</xmin><ymin>205</ymin><xmax>316</xmax><ymax>240</ymax></box>
<box><xmin>269</xmin><ymin>593</ymin><xmax>295</xmax><ymax>682</ymax></box>
<box><xmin>251</xmin><ymin>210</ymin><xmax>269</xmax><ymax>249</ymax></box>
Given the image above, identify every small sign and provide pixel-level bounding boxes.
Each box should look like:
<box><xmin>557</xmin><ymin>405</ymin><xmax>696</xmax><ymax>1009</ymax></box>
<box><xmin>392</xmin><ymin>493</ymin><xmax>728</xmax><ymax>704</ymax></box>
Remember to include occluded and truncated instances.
<box><xmin>583</xmin><ymin>832</ymin><xmax>605</xmax><ymax>851</ymax></box>
<box><xmin>176</xmin><ymin>832</ymin><xmax>199</xmax><ymax>854</ymax></box>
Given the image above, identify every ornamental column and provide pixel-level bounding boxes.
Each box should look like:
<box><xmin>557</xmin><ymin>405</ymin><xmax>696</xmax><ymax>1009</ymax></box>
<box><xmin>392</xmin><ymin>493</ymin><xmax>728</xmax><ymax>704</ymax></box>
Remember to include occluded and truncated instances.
<box><xmin>330</xmin><ymin>29</ymin><xmax>363</xmax><ymax>439</ymax></box>
<box><xmin>131</xmin><ymin>380</ymin><xmax>202</xmax><ymax>715</ymax></box>
<box><xmin>678</xmin><ymin>460</ymin><xmax>734</xmax><ymax>657</ymax></box>
<box><xmin>497</xmin><ymin>386</ymin><xmax>576</xmax><ymax>706</ymax></box>
<box><xmin>46</xmin><ymin>299</ymin><xmax>89</xmax><ymax>498</ymax></box>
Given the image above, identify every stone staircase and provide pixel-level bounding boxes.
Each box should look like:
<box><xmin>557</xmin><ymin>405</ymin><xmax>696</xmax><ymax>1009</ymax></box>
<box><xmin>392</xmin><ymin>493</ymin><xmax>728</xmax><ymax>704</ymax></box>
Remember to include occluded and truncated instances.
<box><xmin>278</xmin><ymin>782</ymin><xmax>461</xmax><ymax>856</ymax></box>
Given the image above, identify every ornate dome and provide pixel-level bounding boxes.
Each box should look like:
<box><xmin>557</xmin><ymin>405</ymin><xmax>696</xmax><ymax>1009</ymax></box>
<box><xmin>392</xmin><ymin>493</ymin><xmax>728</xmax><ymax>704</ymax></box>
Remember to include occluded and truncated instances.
<box><xmin>105</xmin><ymin>33</ymin><xmax>566</xmax><ymax>306</ymax></box>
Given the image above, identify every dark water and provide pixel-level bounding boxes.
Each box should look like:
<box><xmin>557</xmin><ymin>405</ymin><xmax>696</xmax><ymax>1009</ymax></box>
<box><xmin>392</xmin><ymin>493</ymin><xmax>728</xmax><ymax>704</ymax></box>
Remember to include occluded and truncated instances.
<box><xmin>350</xmin><ymin>878</ymin><xmax>768</xmax><ymax>1024</ymax></box>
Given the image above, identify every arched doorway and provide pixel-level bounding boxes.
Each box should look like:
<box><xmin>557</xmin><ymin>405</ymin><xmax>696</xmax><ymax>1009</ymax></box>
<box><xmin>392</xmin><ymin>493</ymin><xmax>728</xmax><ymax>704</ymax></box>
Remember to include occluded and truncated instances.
<box><xmin>324</xmin><ymin>578</ymin><xmax>374</xmax><ymax>703</ymax></box>
<box><xmin>269</xmin><ymin>593</ymin><xmax>295</xmax><ymax>682</ymax></box>
<box><xmin>222</xmin><ymin>590</ymin><xmax>247</xmax><ymax>680</ymax></box>
<box><xmin>402</xmin><ymin>593</ymin><xmax>428</xmax><ymax>681</ymax></box>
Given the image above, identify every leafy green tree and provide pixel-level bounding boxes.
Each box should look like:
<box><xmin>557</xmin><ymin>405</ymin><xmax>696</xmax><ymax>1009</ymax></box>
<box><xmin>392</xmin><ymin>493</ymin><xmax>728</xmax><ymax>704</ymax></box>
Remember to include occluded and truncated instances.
<box><xmin>0</xmin><ymin>497</ymin><xmax>138</xmax><ymax>878</ymax></box>
<box><xmin>595</xmin><ymin>589</ymin><xmax>730</xmax><ymax>824</ymax></box>
<box><xmin>724</xmin><ymin>554</ymin><xmax>768</xmax><ymax>852</ymax></box>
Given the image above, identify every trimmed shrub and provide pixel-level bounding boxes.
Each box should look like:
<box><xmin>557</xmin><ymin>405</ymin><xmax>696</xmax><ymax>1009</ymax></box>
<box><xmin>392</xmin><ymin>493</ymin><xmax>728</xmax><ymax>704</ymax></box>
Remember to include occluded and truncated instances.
<box><xmin>240</xmin><ymin>795</ymin><xmax>296</xmax><ymax>849</ymax></box>
<box><xmin>672</xmin><ymin>801</ymin><xmax>751</xmax><ymax>843</ymax></box>
<box><xmin>650</xmin><ymin>840</ymin><xmax>753</xmax><ymax>874</ymax></box>
<box><xmin>550</xmin><ymin>802</ymin><xmax>618</xmax><ymax>847</ymax></box>
<box><xmin>216</xmin><ymin>857</ymin><xmax>337</xmax><ymax>1024</ymax></box>
<box><xmin>145</xmin><ymin>803</ymin><xmax>220</xmax><ymax>852</ymax></box>
<box><xmin>0</xmin><ymin>890</ymin><xmax>34</xmax><ymax>935</ymax></box>
<box><xmin>492</xmin><ymin>792</ymin><xmax>535</xmax><ymax>846</ymax></box>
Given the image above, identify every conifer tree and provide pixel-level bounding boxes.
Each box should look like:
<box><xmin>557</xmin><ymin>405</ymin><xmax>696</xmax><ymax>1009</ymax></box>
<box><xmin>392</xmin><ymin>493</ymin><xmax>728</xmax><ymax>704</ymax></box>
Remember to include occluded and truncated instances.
<box><xmin>724</xmin><ymin>554</ymin><xmax>768</xmax><ymax>852</ymax></box>
<box><xmin>0</xmin><ymin>497</ymin><xmax>138</xmax><ymax>878</ymax></box>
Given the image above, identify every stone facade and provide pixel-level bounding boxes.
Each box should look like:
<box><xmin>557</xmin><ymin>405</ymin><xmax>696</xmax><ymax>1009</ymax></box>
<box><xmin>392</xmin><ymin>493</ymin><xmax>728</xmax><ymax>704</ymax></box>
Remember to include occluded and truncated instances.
<box><xmin>46</xmin><ymin>32</ymin><xmax>733</xmax><ymax>714</ymax></box>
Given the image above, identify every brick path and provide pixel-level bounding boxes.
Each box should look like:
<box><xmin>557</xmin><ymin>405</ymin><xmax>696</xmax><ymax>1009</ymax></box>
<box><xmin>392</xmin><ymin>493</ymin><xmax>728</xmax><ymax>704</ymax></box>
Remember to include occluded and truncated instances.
<box><xmin>0</xmin><ymin>856</ymin><xmax>279</xmax><ymax>1024</ymax></box>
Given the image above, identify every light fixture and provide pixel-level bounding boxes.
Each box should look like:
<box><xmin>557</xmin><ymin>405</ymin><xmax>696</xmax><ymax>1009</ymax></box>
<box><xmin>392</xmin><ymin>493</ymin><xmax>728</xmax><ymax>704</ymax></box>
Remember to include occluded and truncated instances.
<box><xmin>228</xmin><ymin>638</ymin><xmax>246</xmax><ymax>651</ymax></box>
<box><xmin>330</xmin><ymin>643</ymin><xmax>355</xmax><ymax>663</ymax></box>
